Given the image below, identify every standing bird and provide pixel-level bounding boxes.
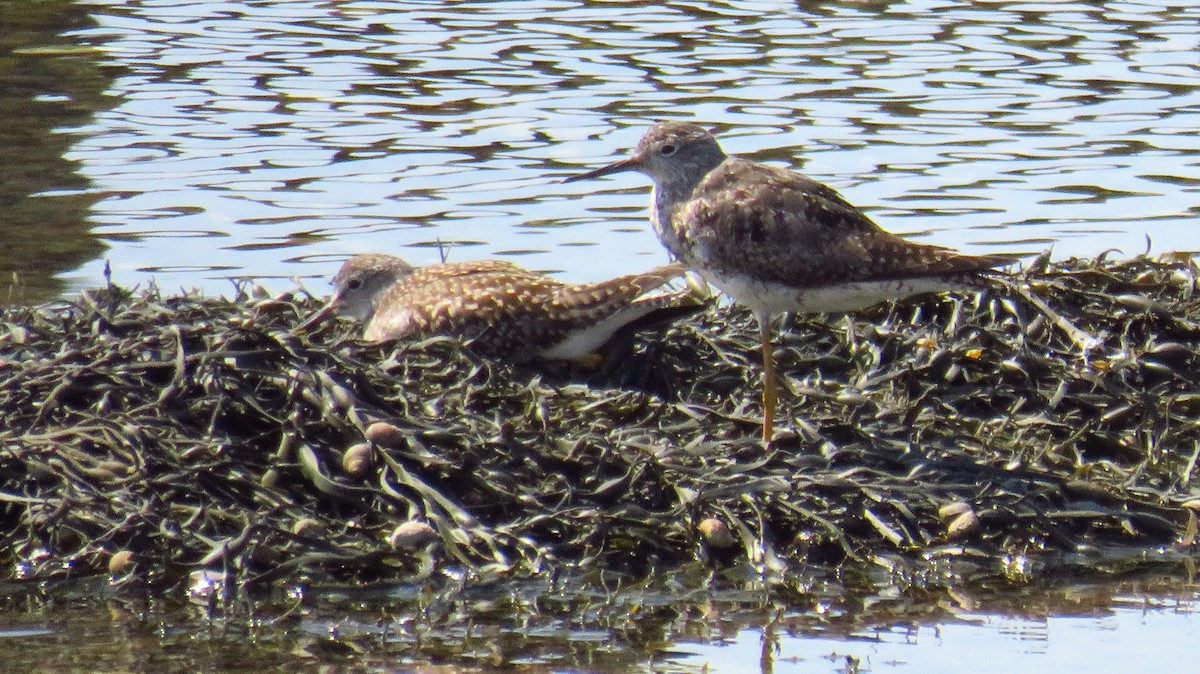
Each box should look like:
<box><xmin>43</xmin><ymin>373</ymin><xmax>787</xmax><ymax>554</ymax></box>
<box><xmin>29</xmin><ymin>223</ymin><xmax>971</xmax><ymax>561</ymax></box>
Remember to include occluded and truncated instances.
<box><xmin>296</xmin><ymin>253</ymin><xmax>699</xmax><ymax>363</ymax></box>
<box><xmin>563</xmin><ymin>122</ymin><xmax>1012</xmax><ymax>442</ymax></box>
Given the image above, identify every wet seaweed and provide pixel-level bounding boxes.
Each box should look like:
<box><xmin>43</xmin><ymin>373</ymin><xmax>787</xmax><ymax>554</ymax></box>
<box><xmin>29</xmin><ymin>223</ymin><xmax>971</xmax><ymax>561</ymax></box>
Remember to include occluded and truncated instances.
<box><xmin>2</xmin><ymin>254</ymin><xmax>1199</xmax><ymax>588</ymax></box>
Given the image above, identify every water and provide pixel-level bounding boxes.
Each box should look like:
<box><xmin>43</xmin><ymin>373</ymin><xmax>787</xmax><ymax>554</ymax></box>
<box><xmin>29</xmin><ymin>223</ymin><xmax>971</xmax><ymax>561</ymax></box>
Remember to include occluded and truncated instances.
<box><xmin>1</xmin><ymin>577</ymin><xmax>1196</xmax><ymax>672</ymax></box>
<box><xmin>1</xmin><ymin>0</ymin><xmax>1197</xmax><ymax>304</ymax></box>
<box><xmin>682</xmin><ymin>592</ymin><xmax>1200</xmax><ymax>674</ymax></box>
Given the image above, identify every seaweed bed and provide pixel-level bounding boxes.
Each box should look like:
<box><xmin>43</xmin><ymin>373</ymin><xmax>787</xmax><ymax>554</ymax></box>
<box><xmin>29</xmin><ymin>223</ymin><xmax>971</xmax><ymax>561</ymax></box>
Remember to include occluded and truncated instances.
<box><xmin>3</xmin><ymin>254</ymin><xmax>1199</xmax><ymax>591</ymax></box>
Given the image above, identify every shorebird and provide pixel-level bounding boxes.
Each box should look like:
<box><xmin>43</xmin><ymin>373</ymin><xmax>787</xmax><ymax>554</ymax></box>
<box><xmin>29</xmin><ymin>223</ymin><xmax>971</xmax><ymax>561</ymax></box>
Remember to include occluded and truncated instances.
<box><xmin>296</xmin><ymin>253</ymin><xmax>700</xmax><ymax>363</ymax></box>
<box><xmin>563</xmin><ymin>121</ymin><xmax>1012</xmax><ymax>442</ymax></box>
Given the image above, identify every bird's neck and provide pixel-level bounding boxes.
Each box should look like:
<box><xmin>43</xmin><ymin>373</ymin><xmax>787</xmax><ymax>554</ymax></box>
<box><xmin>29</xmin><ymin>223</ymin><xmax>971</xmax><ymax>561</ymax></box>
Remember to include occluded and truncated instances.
<box><xmin>665</xmin><ymin>150</ymin><xmax>724</xmax><ymax>194</ymax></box>
<box><xmin>649</xmin><ymin>155</ymin><xmax>725</xmax><ymax>260</ymax></box>
<box><xmin>650</xmin><ymin>184</ymin><xmax>689</xmax><ymax>259</ymax></box>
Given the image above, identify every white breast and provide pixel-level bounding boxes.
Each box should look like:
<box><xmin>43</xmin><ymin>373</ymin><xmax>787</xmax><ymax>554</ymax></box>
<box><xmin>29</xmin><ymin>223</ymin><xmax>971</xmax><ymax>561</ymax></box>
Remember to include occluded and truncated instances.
<box><xmin>538</xmin><ymin>303</ymin><xmax>662</xmax><ymax>361</ymax></box>
<box><xmin>702</xmin><ymin>270</ymin><xmax>968</xmax><ymax>317</ymax></box>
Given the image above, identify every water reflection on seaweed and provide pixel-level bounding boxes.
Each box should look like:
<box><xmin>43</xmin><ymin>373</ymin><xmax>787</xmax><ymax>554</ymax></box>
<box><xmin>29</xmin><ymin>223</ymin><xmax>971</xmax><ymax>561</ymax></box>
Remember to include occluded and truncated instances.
<box><xmin>0</xmin><ymin>574</ymin><xmax>1195</xmax><ymax>672</ymax></box>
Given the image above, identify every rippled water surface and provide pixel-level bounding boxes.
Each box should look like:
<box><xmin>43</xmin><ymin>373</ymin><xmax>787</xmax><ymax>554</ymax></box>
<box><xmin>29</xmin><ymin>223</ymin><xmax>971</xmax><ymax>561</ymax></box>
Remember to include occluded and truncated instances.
<box><xmin>2</xmin><ymin>0</ymin><xmax>1197</xmax><ymax>301</ymax></box>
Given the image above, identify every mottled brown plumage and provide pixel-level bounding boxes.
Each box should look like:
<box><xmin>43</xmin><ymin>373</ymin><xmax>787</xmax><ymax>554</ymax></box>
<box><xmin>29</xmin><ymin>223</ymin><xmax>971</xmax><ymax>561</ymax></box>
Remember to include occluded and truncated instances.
<box><xmin>564</xmin><ymin>121</ymin><xmax>1014</xmax><ymax>441</ymax></box>
<box><xmin>297</xmin><ymin>253</ymin><xmax>697</xmax><ymax>363</ymax></box>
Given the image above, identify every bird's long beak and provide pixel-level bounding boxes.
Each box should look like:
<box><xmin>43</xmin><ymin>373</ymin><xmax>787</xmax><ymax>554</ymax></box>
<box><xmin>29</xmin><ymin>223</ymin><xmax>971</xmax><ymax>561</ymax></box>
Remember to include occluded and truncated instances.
<box><xmin>561</xmin><ymin>155</ymin><xmax>643</xmax><ymax>183</ymax></box>
<box><xmin>293</xmin><ymin>298</ymin><xmax>340</xmax><ymax>335</ymax></box>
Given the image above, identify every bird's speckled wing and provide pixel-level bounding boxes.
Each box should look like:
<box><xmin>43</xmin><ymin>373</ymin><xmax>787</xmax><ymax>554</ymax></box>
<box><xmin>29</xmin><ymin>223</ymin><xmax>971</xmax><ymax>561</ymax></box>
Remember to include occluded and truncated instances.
<box><xmin>362</xmin><ymin>261</ymin><xmax>690</xmax><ymax>360</ymax></box>
<box><xmin>465</xmin><ymin>263</ymin><xmax>689</xmax><ymax>358</ymax></box>
<box><xmin>363</xmin><ymin>262</ymin><xmax>559</xmax><ymax>343</ymax></box>
<box><xmin>552</xmin><ymin>263</ymin><xmax>686</xmax><ymax>313</ymax></box>
<box><xmin>675</xmin><ymin>159</ymin><xmax>1009</xmax><ymax>288</ymax></box>
<box><xmin>400</xmin><ymin>260</ymin><xmax>538</xmax><ymax>282</ymax></box>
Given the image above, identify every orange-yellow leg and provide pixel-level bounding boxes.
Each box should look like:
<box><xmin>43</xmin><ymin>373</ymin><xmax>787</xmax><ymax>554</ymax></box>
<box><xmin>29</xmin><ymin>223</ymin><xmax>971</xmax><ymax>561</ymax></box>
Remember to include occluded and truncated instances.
<box><xmin>757</xmin><ymin>313</ymin><xmax>777</xmax><ymax>444</ymax></box>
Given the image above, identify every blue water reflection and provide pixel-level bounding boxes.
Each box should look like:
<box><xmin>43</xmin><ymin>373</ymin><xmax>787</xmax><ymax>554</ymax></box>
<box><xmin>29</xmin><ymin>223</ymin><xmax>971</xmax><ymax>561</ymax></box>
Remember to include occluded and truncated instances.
<box><xmin>58</xmin><ymin>0</ymin><xmax>1198</xmax><ymax>297</ymax></box>
<box><xmin>678</xmin><ymin>591</ymin><xmax>1198</xmax><ymax>673</ymax></box>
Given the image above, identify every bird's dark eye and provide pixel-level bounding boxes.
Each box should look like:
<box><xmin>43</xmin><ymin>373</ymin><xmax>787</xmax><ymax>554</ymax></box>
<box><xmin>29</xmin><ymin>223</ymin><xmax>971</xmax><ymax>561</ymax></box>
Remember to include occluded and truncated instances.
<box><xmin>659</xmin><ymin>144</ymin><xmax>676</xmax><ymax>156</ymax></box>
<box><xmin>347</xmin><ymin>278</ymin><xmax>363</xmax><ymax>291</ymax></box>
